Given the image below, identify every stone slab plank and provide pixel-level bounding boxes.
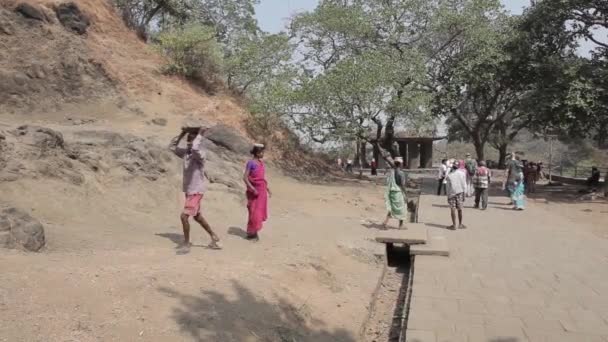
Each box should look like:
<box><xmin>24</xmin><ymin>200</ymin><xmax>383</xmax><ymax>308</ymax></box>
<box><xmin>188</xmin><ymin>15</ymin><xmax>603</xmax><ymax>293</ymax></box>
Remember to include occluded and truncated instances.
<box><xmin>410</xmin><ymin>235</ymin><xmax>449</xmax><ymax>257</ymax></box>
<box><xmin>375</xmin><ymin>225</ymin><xmax>427</xmax><ymax>245</ymax></box>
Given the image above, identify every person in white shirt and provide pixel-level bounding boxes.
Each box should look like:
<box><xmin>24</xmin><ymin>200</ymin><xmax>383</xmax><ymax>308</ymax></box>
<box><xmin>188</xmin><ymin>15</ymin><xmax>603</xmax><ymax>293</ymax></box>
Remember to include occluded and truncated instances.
<box><xmin>437</xmin><ymin>159</ymin><xmax>448</xmax><ymax>196</ymax></box>
<box><xmin>446</xmin><ymin>161</ymin><xmax>468</xmax><ymax>230</ymax></box>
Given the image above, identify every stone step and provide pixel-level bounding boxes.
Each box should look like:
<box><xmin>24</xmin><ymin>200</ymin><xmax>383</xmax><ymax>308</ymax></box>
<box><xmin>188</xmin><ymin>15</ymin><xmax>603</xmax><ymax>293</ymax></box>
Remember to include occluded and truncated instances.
<box><xmin>410</xmin><ymin>234</ymin><xmax>450</xmax><ymax>257</ymax></box>
<box><xmin>374</xmin><ymin>224</ymin><xmax>427</xmax><ymax>245</ymax></box>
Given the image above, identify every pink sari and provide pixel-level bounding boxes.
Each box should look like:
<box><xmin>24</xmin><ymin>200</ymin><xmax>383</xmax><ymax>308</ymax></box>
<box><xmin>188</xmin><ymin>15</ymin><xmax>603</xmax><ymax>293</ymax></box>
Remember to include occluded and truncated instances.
<box><xmin>246</xmin><ymin>160</ymin><xmax>268</xmax><ymax>234</ymax></box>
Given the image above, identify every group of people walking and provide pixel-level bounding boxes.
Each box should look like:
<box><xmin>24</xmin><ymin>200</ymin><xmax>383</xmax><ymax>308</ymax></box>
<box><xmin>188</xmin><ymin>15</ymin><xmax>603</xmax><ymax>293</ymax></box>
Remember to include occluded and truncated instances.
<box><xmin>435</xmin><ymin>152</ymin><xmax>531</xmax><ymax>229</ymax></box>
<box><xmin>169</xmin><ymin>127</ymin><xmax>270</xmax><ymax>251</ymax></box>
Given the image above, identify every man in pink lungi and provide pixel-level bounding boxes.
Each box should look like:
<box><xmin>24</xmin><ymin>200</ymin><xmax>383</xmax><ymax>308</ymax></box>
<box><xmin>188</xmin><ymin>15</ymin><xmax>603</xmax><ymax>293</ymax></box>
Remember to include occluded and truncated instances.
<box><xmin>170</xmin><ymin>127</ymin><xmax>221</xmax><ymax>251</ymax></box>
<box><xmin>243</xmin><ymin>144</ymin><xmax>271</xmax><ymax>241</ymax></box>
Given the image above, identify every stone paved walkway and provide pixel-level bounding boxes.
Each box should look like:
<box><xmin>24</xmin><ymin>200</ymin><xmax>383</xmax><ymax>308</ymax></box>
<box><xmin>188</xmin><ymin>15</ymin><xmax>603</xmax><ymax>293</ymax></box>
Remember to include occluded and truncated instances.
<box><xmin>406</xmin><ymin>191</ymin><xmax>608</xmax><ymax>342</ymax></box>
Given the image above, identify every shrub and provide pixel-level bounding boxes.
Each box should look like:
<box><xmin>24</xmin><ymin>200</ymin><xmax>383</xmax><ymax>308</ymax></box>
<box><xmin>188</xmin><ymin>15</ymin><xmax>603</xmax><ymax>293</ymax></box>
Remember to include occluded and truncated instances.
<box><xmin>155</xmin><ymin>24</ymin><xmax>223</xmax><ymax>92</ymax></box>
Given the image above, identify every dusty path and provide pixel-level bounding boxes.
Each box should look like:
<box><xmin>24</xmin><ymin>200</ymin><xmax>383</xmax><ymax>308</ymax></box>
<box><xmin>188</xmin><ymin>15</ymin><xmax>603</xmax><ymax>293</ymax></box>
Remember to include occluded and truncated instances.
<box><xmin>0</xmin><ymin>174</ymin><xmax>388</xmax><ymax>342</ymax></box>
<box><xmin>406</xmin><ymin>182</ymin><xmax>608</xmax><ymax>342</ymax></box>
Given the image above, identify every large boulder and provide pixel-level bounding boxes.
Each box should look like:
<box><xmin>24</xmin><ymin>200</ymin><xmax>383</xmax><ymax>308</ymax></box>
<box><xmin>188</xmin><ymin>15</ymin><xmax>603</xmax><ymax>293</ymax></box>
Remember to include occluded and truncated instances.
<box><xmin>13</xmin><ymin>125</ymin><xmax>64</xmax><ymax>150</ymax></box>
<box><xmin>55</xmin><ymin>2</ymin><xmax>89</xmax><ymax>35</ymax></box>
<box><xmin>203</xmin><ymin>125</ymin><xmax>251</xmax><ymax>156</ymax></box>
<box><xmin>15</xmin><ymin>3</ymin><xmax>47</xmax><ymax>21</ymax></box>
<box><xmin>0</xmin><ymin>207</ymin><xmax>45</xmax><ymax>252</ymax></box>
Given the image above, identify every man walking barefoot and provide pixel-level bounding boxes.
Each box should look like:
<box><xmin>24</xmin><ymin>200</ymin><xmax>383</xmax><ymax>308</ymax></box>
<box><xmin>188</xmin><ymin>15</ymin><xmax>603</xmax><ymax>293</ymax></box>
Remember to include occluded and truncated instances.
<box><xmin>446</xmin><ymin>161</ymin><xmax>467</xmax><ymax>230</ymax></box>
<box><xmin>474</xmin><ymin>161</ymin><xmax>491</xmax><ymax>210</ymax></box>
<box><xmin>170</xmin><ymin>127</ymin><xmax>221</xmax><ymax>252</ymax></box>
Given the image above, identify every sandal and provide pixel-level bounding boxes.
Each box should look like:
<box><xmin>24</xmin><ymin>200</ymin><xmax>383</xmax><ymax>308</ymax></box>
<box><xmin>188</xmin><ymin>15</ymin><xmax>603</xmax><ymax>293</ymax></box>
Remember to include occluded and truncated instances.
<box><xmin>208</xmin><ymin>241</ymin><xmax>222</xmax><ymax>250</ymax></box>
<box><xmin>458</xmin><ymin>224</ymin><xmax>467</xmax><ymax>229</ymax></box>
<box><xmin>447</xmin><ymin>225</ymin><xmax>456</xmax><ymax>230</ymax></box>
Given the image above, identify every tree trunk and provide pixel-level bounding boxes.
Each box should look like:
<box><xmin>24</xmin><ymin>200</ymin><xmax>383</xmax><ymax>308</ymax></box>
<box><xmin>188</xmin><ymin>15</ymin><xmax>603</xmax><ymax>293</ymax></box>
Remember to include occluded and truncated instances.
<box><xmin>354</xmin><ymin>139</ymin><xmax>361</xmax><ymax>168</ymax></box>
<box><xmin>373</xmin><ymin>144</ymin><xmax>380</xmax><ymax>168</ymax></box>
<box><xmin>472</xmin><ymin>134</ymin><xmax>485</xmax><ymax>162</ymax></box>
<box><xmin>360</xmin><ymin>142</ymin><xmax>368</xmax><ymax>167</ymax></box>
<box><xmin>497</xmin><ymin>143</ymin><xmax>508</xmax><ymax>169</ymax></box>
<box><xmin>382</xmin><ymin>116</ymin><xmax>397</xmax><ymax>157</ymax></box>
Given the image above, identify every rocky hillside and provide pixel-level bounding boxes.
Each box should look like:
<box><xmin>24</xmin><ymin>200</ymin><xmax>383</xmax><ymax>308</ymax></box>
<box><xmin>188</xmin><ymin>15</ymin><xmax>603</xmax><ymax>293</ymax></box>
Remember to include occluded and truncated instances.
<box><xmin>0</xmin><ymin>0</ymin><xmax>260</xmax><ymax>251</ymax></box>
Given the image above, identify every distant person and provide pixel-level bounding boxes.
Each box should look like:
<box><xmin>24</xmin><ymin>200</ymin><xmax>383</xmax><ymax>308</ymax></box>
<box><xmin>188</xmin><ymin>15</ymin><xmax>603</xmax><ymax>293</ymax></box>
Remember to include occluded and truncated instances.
<box><xmin>371</xmin><ymin>158</ymin><xmax>378</xmax><ymax>176</ymax></box>
<box><xmin>446</xmin><ymin>161</ymin><xmax>467</xmax><ymax>230</ymax></box>
<box><xmin>446</xmin><ymin>158</ymin><xmax>454</xmax><ymax>170</ymax></box>
<box><xmin>525</xmin><ymin>162</ymin><xmax>538</xmax><ymax>194</ymax></box>
<box><xmin>337</xmin><ymin>157</ymin><xmax>343</xmax><ymax>171</ymax></box>
<box><xmin>504</xmin><ymin>153</ymin><xmax>525</xmax><ymax>210</ymax></box>
<box><xmin>383</xmin><ymin>157</ymin><xmax>407</xmax><ymax>229</ymax></box>
<box><xmin>346</xmin><ymin>159</ymin><xmax>354</xmax><ymax>173</ymax></box>
<box><xmin>437</xmin><ymin>159</ymin><xmax>448</xmax><ymax>196</ymax></box>
<box><xmin>473</xmin><ymin>161</ymin><xmax>491</xmax><ymax>210</ymax></box>
<box><xmin>536</xmin><ymin>161</ymin><xmax>544</xmax><ymax>181</ymax></box>
<box><xmin>587</xmin><ymin>167</ymin><xmax>601</xmax><ymax>189</ymax></box>
<box><xmin>169</xmin><ymin>127</ymin><xmax>221</xmax><ymax>251</ymax></box>
<box><xmin>243</xmin><ymin>144</ymin><xmax>271</xmax><ymax>241</ymax></box>
<box><xmin>464</xmin><ymin>153</ymin><xmax>477</xmax><ymax>197</ymax></box>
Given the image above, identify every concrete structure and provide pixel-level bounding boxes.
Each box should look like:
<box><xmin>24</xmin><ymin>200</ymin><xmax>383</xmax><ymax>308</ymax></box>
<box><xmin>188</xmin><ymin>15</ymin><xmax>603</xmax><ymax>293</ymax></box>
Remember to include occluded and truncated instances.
<box><xmin>368</xmin><ymin>133</ymin><xmax>445</xmax><ymax>169</ymax></box>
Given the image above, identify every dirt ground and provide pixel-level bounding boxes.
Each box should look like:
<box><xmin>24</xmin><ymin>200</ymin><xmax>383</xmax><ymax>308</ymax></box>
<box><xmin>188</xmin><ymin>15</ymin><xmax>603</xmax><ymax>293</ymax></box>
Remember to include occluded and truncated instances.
<box><xmin>0</xmin><ymin>168</ymin><xmax>391</xmax><ymax>342</ymax></box>
<box><xmin>2</xmin><ymin>162</ymin><xmax>608</xmax><ymax>342</ymax></box>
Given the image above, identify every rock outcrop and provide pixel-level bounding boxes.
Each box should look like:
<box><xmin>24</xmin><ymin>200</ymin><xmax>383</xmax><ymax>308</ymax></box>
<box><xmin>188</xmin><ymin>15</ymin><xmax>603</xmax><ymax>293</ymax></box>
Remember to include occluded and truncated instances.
<box><xmin>0</xmin><ymin>207</ymin><xmax>45</xmax><ymax>252</ymax></box>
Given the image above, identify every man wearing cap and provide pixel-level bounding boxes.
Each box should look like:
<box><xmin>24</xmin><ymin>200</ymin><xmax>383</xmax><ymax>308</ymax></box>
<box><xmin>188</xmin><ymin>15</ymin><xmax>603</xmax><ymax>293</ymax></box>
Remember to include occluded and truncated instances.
<box><xmin>170</xmin><ymin>127</ymin><xmax>221</xmax><ymax>251</ymax></box>
<box><xmin>464</xmin><ymin>153</ymin><xmax>477</xmax><ymax>197</ymax></box>
<box><xmin>446</xmin><ymin>160</ymin><xmax>467</xmax><ymax>229</ymax></box>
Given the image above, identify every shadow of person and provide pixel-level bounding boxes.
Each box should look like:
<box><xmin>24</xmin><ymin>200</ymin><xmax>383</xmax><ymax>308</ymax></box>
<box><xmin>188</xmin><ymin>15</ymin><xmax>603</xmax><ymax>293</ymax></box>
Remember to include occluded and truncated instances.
<box><xmin>159</xmin><ymin>281</ymin><xmax>356</xmax><ymax>342</ymax></box>
<box><xmin>155</xmin><ymin>232</ymin><xmax>183</xmax><ymax>246</ymax></box>
<box><xmin>228</xmin><ymin>226</ymin><xmax>248</xmax><ymax>239</ymax></box>
<box><xmin>431</xmin><ymin>204</ymin><xmax>450</xmax><ymax>209</ymax></box>
<box><xmin>425</xmin><ymin>223</ymin><xmax>451</xmax><ymax>230</ymax></box>
<box><xmin>361</xmin><ymin>222</ymin><xmax>388</xmax><ymax>230</ymax></box>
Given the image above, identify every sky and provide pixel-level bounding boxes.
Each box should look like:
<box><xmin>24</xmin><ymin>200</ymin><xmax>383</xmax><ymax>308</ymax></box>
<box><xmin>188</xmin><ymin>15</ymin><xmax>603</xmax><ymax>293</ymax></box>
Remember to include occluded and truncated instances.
<box><xmin>255</xmin><ymin>0</ymin><xmax>530</xmax><ymax>33</ymax></box>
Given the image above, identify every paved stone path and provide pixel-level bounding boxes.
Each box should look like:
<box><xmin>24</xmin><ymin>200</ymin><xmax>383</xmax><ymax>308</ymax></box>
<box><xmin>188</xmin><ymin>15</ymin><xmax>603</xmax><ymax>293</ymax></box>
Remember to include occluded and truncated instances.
<box><xmin>406</xmin><ymin>192</ymin><xmax>608</xmax><ymax>342</ymax></box>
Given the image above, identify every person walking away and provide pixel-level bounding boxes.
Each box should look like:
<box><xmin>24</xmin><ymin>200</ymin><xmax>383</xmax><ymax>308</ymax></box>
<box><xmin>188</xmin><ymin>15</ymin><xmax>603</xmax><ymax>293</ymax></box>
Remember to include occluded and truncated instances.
<box><xmin>437</xmin><ymin>159</ymin><xmax>448</xmax><ymax>196</ymax></box>
<box><xmin>464</xmin><ymin>153</ymin><xmax>477</xmax><ymax>197</ymax></box>
<box><xmin>169</xmin><ymin>127</ymin><xmax>221</xmax><ymax>252</ymax></box>
<box><xmin>504</xmin><ymin>154</ymin><xmax>525</xmax><ymax>210</ymax></box>
<box><xmin>587</xmin><ymin>167</ymin><xmax>601</xmax><ymax>190</ymax></box>
<box><xmin>371</xmin><ymin>158</ymin><xmax>378</xmax><ymax>176</ymax></box>
<box><xmin>446</xmin><ymin>161</ymin><xmax>468</xmax><ymax>230</ymax></box>
<box><xmin>474</xmin><ymin>161</ymin><xmax>491</xmax><ymax>210</ymax></box>
<box><xmin>346</xmin><ymin>159</ymin><xmax>354</xmax><ymax>173</ymax></box>
<box><xmin>525</xmin><ymin>162</ymin><xmax>538</xmax><ymax>194</ymax></box>
<box><xmin>504</xmin><ymin>153</ymin><xmax>518</xmax><ymax>204</ymax></box>
<box><xmin>243</xmin><ymin>144</ymin><xmax>271</xmax><ymax>241</ymax></box>
<box><xmin>383</xmin><ymin>157</ymin><xmax>407</xmax><ymax>229</ymax></box>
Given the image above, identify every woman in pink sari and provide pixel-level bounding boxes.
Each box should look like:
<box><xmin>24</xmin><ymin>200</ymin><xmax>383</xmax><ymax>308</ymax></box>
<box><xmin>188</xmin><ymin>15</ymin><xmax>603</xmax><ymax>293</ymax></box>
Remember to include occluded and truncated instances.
<box><xmin>243</xmin><ymin>144</ymin><xmax>271</xmax><ymax>241</ymax></box>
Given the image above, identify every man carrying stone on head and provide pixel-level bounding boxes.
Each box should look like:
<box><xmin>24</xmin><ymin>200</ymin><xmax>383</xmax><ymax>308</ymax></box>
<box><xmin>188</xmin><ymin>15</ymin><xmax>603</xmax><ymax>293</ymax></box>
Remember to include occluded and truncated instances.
<box><xmin>446</xmin><ymin>160</ymin><xmax>468</xmax><ymax>230</ymax></box>
<box><xmin>169</xmin><ymin>126</ymin><xmax>221</xmax><ymax>252</ymax></box>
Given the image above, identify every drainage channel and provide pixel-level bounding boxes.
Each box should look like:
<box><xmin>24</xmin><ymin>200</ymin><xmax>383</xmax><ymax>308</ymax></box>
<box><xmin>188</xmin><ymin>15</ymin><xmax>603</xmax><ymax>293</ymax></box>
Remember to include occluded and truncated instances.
<box><xmin>361</xmin><ymin>244</ymin><xmax>415</xmax><ymax>342</ymax></box>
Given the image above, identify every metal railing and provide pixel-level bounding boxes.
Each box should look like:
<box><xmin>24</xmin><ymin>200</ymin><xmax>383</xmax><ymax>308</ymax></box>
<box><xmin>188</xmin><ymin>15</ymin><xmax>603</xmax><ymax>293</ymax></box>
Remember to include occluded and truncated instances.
<box><xmin>556</xmin><ymin>166</ymin><xmax>608</xmax><ymax>179</ymax></box>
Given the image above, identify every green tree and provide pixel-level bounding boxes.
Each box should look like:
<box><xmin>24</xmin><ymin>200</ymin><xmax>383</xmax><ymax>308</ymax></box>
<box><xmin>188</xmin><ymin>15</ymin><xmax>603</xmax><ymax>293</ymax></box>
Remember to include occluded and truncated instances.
<box><xmin>224</xmin><ymin>33</ymin><xmax>292</xmax><ymax>95</ymax></box>
<box><xmin>155</xmin><ymin>23</ymin><xmax>223</xmax><ymax>91</ymax></box>
<box><xmin>428</xmin><ymin>1</ymin><xmax>526</xmax><ymax>162</ymax></box>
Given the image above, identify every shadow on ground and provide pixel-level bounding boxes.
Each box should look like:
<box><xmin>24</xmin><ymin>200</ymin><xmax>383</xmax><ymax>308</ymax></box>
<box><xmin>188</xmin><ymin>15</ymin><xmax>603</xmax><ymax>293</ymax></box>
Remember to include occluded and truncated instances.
<box><xmin>159</xmin><ymin>281</ymin><xmax>356</xmax><ymax>342</ymax></box>
<box><xmin>227</xmin><ymin>226</ymin><xmax>248</xmax><ymax>239</ymax></box>
<box><xmin>425</xmin><ymin>223</ymin><xmax>451</xmax><ymax>230</ymax></box>
<box><xmin>362</xmin><ymin>222</ymin><xmax>387</xmax><ymax>230</ymax></box>
<box><xmin>156</xmin><ymin>232</ymin><xmax>183</xmax><ymax>245</ymax></box>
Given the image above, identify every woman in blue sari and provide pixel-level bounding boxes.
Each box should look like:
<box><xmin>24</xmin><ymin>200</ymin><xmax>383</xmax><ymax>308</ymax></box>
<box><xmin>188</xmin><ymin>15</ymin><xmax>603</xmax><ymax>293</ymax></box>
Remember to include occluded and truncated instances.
<box><xmin>505</xmin><ymin>154</ymin><xmax>525</xmax><ymax>210</ymax></box>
